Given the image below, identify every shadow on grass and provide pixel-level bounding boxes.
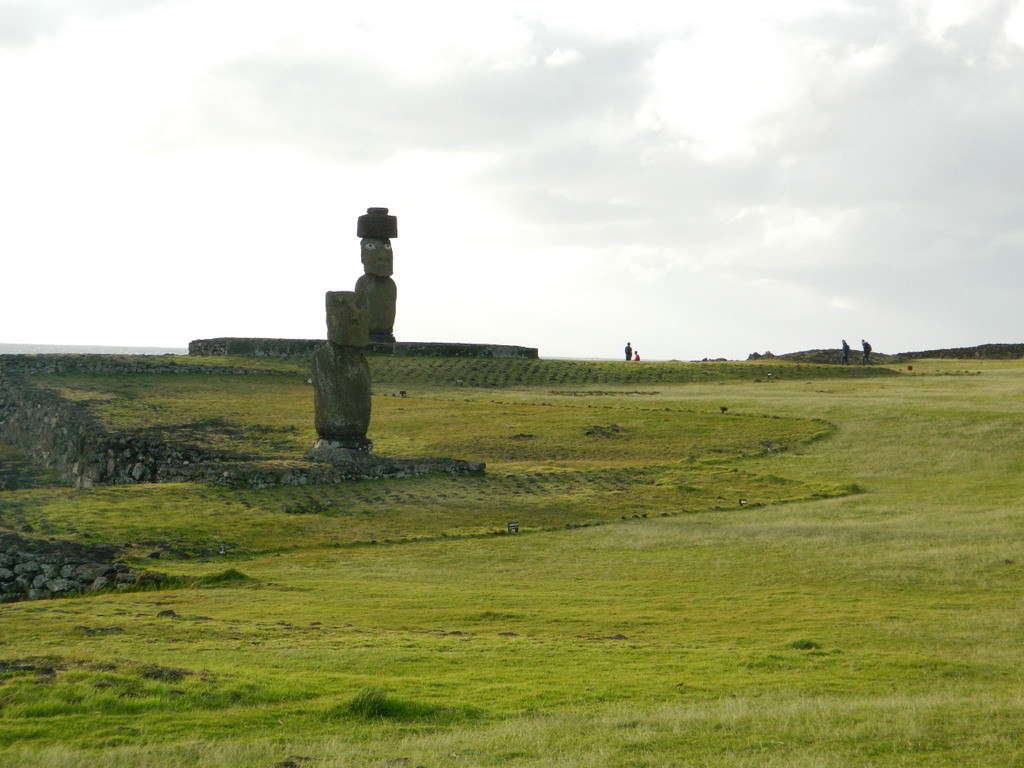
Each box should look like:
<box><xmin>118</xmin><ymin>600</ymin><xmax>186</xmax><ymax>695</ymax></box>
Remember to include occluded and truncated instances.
<box><xmin>327</xmin><ymin>687</ymin><xmax>484</xmax><ymax>723</ymax></box>
<box><xmin>193</xmin><ymin>567</ymin><xmax>255</xmax><ymax>587</ymax></box>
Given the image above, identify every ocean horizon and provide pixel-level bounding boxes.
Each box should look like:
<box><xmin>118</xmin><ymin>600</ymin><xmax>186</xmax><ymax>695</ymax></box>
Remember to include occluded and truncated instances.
<box><xmin>0</xmin><ymin>343</ymin><xmax>188</xmax><ymax>356</ymax></box>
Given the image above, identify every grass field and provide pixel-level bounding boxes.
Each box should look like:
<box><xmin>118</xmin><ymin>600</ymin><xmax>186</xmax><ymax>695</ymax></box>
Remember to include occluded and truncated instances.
<box><xmin>1</xmin><ymin>356</ymin><xmax>1022</xmax><ymax>766</ymax></box>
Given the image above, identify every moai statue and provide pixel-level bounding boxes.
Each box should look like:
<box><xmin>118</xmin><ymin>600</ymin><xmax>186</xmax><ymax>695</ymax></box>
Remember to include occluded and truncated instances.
<box><xmin>355</xmin><ymin>206</ymin><xmax>398</xmax><ymax>344</ymax></box>
<box><xmin>310</xmin><ymin>290</ymin><xmax>373</xmax><ymax>453</ymax></box>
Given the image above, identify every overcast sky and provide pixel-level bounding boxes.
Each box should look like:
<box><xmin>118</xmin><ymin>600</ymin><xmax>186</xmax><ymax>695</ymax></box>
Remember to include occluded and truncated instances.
<box><xmin>2</xmin><ymin>0</ymin><xmax>1023</xmax><ymax>360</ymax></box>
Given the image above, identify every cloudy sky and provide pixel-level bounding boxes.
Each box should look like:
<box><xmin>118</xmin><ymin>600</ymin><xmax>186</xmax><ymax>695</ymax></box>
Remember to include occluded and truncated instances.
<box><xmin>2</xmin><ymin>0</ymin><xmax>1023</xmax><ymax>360</ymax></box>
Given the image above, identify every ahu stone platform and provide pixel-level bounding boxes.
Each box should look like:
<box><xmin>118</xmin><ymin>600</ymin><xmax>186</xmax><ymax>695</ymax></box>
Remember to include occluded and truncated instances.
<box><xmin>188</xmin><ymin>337</ymin><xmax>538</xmax><ymax>360</ymax></box>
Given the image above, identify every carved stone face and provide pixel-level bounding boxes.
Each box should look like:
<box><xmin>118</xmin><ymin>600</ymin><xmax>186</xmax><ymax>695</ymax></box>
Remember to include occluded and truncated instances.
<box><xmin>325</xmin><ymin>290</ymin><xmax>368</xmax><ymax>347</ymax></box>
<box><xmin>360</xmin><ymin>238</ymin><xmax>394</xmax><ymax>277</ymax></box>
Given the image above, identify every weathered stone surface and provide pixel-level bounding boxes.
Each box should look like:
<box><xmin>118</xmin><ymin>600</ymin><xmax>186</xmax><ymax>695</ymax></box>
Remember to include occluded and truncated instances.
<box><xmin>307</xmin><ymin>437</ymin><xmax>373</xmax><ymax>459</ymax></box>
<box><xmin>312</xmin><ymin>281</ymin><xmax>374</xmax><ymax>446</ymax></box>
<box><xmin>187</xmin><ymin>339</ymin><xmax>540</xmax><ymax>359</ymax></box>
<box><xmin>0</xmin><ymin>532</ymin><xmax>164</xmax><ymax>603</ymax></box>
<box><xmin>359</xmin><ymin>237</ymin><xmax>394</xmax><ymax>277</ymax></box>
<box><xmin>0</xmin><ymin>354</ymin><xmax>295</xmax><ymax>376</ymax></box>
<box><xmin>325</xmin><ymin>291</ymin><xmax>369</xmax><ymax>348</ymax></box>
<box><xmin>356</xmin><ymin>207</ymin><xmax>397</xmax><ymax>239</ymax></box>
<box><xmin>186</xmin><ymin>338</ymin><xmax>324</xmax><ymax>357</ymax></box>
<box><xmin>355</xmin><ymin>207</ymin><xmax>399</xmax><ymax>345</ymax></box>
<box><xmin>310</xmin><ymin>343</ymin><xmax>371</xmax><ymax>442</ymax></box>
<box><xmin>0</xmin><ymin>373</ymin><xmax>230</xmax><ymax>488</ymax></box>
<box><xmin>355</xmin><ymin>273</ymin><xmax>397</xmax><ymax>343</ymax></box>
<box><xmin>74</xmin><ymin>562</ymin><xmax>112</xmax><ymax>581</ymax></box>
<box><xmin>304</xmin><ymin>447</ymin><xmax>486</xmax><ymax>479</ymax></box>
<box><xmin>385</xmin><ymin>342</ymin><xmax>539</xmax><ymax>359</ymax></box>
<box><xmin>45</xmin><ymin>577</ymin><xmax>76</xmax><ymax>593</ymax></box>
<box><xmin>356</xmin><ymin>231</ymin><xmax>398</xmax><ymax>343</ymax></box>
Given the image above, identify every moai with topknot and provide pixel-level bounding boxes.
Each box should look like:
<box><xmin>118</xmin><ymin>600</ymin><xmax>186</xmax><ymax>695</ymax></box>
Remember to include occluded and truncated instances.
<box><xmin>310</xmin><ymin>290</ymin><xmax>373</xmax><ymax>453</ymax></box>
<box><xmin>354</xmin><ymin>206</ymin><xmax>398</xmax><ymax>344</ymax></box>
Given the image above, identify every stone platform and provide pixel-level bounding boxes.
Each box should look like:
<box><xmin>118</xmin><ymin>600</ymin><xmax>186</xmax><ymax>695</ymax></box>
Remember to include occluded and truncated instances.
<box><xmin>188</xmin><ymin>337</ymin><xmax>538</xmax><ymax>359</ymax></box>
<box><xmin>0</xmin><ymin>361</ymin><xmax>486</xmax><ymax>490</ymax></box>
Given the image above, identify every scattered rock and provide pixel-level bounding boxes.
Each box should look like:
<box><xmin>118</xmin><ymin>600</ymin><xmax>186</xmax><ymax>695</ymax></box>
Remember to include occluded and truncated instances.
<box><xmin>272</xmin><ymin>758</ymin><xmax>313</xmax><ymax>768</ymax></box>
<box><xmin>0</xmin><ymin>531</ymin><xmax>165</xmax><ymax>604</ymax></box>
<box><xmin>140</xmin><ymin>664</ymin><xmax>189</xmax><ymax>681</ymax></box>
<box><xmin>75</xmin><ymin>626</ymin><xmax>125</xmax><ymax>636</ymax></box>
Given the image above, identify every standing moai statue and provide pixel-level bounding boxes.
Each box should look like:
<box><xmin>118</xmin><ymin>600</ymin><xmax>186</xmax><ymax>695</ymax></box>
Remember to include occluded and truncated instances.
<box><xmin>310</xmin><ymin>290</ymin><xmax>373</xmax><ymax>453</ymax></box>
<box><xmin>355</xmin><ymin>207</ymin><xmax>398</xmax><ymax>344</ymax></box>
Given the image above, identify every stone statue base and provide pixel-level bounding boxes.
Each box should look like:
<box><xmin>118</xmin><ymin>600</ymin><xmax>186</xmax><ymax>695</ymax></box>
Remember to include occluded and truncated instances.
<box><xmin>302</xmin><ymin>446</ymin><xmax>486</xmax><ymax>481</ymax></box>
<box><xmin>307</xmin><ymin>438</ymin><xmax>374</xmax><ymax>461</ymax></box>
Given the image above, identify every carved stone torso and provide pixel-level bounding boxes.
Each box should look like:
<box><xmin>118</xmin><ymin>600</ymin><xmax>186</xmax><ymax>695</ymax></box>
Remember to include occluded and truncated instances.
<box><xmin>310</xmin><ymin>343</ymin><xmax>371</xmax><ymax>442</ymax></box>
<box><xmin>355</xmin><ymin>273</ymin><xmax>397</xmax><ymax>341</ymax></box>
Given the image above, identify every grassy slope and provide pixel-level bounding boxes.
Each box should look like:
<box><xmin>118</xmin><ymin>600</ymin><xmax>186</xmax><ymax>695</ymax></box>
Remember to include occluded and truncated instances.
<box><xmin>1</xmin><ymin>358</ymin><xmax>1022</xmax><ymax>766</ymax></box>
<box><xmin>12</xmin><ymin>359</ymin><xmax>855</xmax><ymax>553</ymax></box>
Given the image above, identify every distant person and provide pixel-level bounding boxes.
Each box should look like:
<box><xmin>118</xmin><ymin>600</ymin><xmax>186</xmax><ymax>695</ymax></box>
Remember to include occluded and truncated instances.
<box><xmin>633</xmin><ymin>351</ymin><xmax>640</xmax><ymax>362</ymax></box>
<box><xmin>840</xmin><ymin>339</ymin><xmax>850</xmax><ymax>365</ymax></box>
<box><xmin>861</xmin><ymin>339</ymin><xmax>872</xmax><ymax>364</ymax></box>
<box><xmin>625</xmin><ymin>342</ymin><xmax>633</xmax><ymax>362</ymax></box>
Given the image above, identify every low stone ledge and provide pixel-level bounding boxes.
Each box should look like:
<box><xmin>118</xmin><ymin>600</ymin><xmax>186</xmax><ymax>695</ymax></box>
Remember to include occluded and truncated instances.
<box><xmin>305</xmin><ymin>445</ymin><xmax>485</xmax><ymax>481</ymax></box>
<box><xmin>0</xmin><ymin>354</ymin><xmax>295</xmax><ymax>377</ymax></box>
<box><xmin>189</xmin><ymin>337</ymin><xmax>538</xmax><ymax>360</ymax></box>
<box><xmin>0</xmin><ymin>531</ymin><xmax>165</xmax><ymax>603</ymax></box>
<box><xmin>188</xmin><ymin>338</ymin><xmax>322</xmax><ymax>358</ymax></box>
<box><xmin>163</xmin><ymin>455</ymin><xmax>486</xmax><ymax>489</ymax></box>
<box><xmin>0</xmin><ymin>374</ymin><xmax>233</xmax><ymax>488</ymax></box>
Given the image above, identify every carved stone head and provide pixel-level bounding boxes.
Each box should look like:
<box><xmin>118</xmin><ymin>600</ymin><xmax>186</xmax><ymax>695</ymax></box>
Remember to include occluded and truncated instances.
<box><xmin>360</xmin><ymin>238</ymin><xmax>394</xmax><ymax>277</ymax></box>
<box><xmin>325</xmin><ymin>290</ymin><xmax>368</xmax><ymax>347</ymax></box>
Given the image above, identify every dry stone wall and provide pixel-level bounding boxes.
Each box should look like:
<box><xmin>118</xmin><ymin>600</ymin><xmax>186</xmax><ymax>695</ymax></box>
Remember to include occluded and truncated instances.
<box><xmin>0</xmin><ymin>354</ymin><xmax>295</xmax><ymax>377</ymax></box>
<box><xmin>0</xmin><ymin>532</ymin><xmax>165</xmax><ymax>603</ymax></box>
<box><xmin>188</xmin><ymin>338</ymin><xmax>323</xmax><ymax>358</ymax></box>
<box><xmin>189</xmin><ymin>337</ymin><xmax>538</xmax><ymax>359</ymax></box>
<box><xmin>0</xmin><ymin>372</ymin><xmax>222</xmax><ymax>488</ymax></box>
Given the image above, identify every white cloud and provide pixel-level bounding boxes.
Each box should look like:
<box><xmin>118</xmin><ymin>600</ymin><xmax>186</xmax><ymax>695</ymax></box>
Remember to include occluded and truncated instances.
<box><xmin>544</xmin><ymin>47</ymin><xmax>582</xmax><ymax>67</ymax></box>
<box><xmin>1</xmin><ymin>0</ymin><xmax>1023</xmax><ymax>356</ymax></box>
<box><xmin>640</xmin><ymin>21</ymin><xmax>795</xmax><ymax>159</ymax></box>
<box><xmin>1004</xmin><ymin>0</ymin><xmax>1024</xmax><ymax>46</ymax></box>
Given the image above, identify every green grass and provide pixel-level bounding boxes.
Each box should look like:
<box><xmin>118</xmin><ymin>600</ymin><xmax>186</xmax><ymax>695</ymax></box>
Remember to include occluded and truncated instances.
<box><xmin>8</xmin><ymin>368</ymin><xmax>842</xmax><ymax>554</ymax></box>
<box><xmin>0</xmin><ymin>443</ymin><xmax>62</xmax><ymax>490</ymax></box>
<box><xmin>1</xmin><ymin>356</ymin><xmax>1023</xmax><ymax>765</ymax></box>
